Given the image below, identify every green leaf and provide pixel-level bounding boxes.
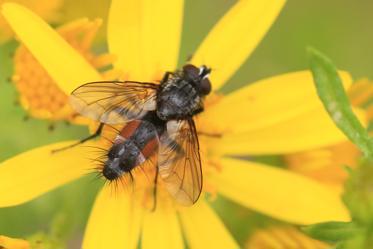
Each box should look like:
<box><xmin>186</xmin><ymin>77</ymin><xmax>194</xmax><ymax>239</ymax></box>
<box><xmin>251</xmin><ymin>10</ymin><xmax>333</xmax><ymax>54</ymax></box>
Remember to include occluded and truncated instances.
<box><xmin>337</xmin><ymin>234</ymin><xmax>370</xmax><ymax>249</ymax></box>
<box><xmin>307</xmin><ymin>47</ymin><xmax>373</xmax><ymax>158</ymax></box>
<box><xmin>302</xmin><ymin>221</ymin><xmax>361</xmax><ymax>243</ymax></box>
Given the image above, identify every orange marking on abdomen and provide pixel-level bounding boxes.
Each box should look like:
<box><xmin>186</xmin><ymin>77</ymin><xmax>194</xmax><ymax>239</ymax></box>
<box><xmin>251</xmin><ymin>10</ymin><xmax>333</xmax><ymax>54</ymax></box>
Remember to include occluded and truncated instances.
<box><xmin>141</xmin><ymin>138</ymin><xmax>159</xmax><ymax>158</ymax></box>
<box><xmin>120</xmin><ymin>120</ymin><xmax>141</xmax><ymax>139</ymax></box>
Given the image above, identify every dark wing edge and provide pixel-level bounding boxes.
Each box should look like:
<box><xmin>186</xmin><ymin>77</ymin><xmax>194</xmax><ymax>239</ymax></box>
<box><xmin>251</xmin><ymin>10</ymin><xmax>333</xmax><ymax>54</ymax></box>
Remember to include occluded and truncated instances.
<box><xmin>70</xmin><ymin>81</ymin><xmax>159</xmax><ymax>124</ymax></box>
<box><xmin>158</xmin><ymin>119</ymin><xmax>203</xmax><ymax>205</ymax></box>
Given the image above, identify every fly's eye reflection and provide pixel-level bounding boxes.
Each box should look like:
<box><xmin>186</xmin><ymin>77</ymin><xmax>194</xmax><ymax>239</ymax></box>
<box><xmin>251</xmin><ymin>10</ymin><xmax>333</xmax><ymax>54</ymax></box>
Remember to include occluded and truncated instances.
<box><xmin>63</xmin><ymin>63</ymin><xmax>212</xmax><ymax>206</ymax></box>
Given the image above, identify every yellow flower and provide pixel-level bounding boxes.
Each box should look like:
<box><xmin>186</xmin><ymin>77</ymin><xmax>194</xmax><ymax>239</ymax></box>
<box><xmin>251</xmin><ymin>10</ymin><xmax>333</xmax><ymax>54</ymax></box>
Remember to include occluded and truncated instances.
<box><xmin>0</xmin><ymin>235</ymin><xmax>30</xmax><ymax>249</ymax></box>
<box><xmin>0</xmin><ymin>0</ymin><xmax>62</xmax><ymax>43</ymax></box>
<box><xmin>284</xmin><ymin>79</ymin><xmax>373</xmax><ymax>194</ymax></box>
<box><xmin>0</xmin><ymin>0</ymin><xmax>356</xmax><ymax>248</ymax></box>
<box><xmin>245</xmin><ymin>226</ymin><xmax>329</xmax><ymax>249</ymax></box>
<box><xmin>11</xmin><ymin>17</ymin><xmax>118</xmax><ymax>122</ymax></box>
<box><xmin>285</xmin><ymin>141</ymin><xmax>359</xmax><ymax>194</ymax></box>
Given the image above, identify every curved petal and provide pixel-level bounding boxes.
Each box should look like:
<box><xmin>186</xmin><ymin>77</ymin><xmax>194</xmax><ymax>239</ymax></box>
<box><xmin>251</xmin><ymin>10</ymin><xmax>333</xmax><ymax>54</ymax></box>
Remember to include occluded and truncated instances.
<box><xmin>0</xmin><ymin>141</ymin><xmax>93</xmax><ymax>207</ymax></box>
<box><xmin>191</xmin><ymin>0</ymin><xmax>286</xmax><ymax>90</ymax></box>
<box><xmin>208</xmin><ymin>158</ymin><xmax>350</xmax><ymax>225</ymax></box>
<box><xmin>108</xmin><ymin>0</ymin><xmax>183</xmax><ymax>81</ymax></box>
<box><xmin>141</xmin><ymin>202</ymin><xmax>183</xmax><ymax>249</ymax></box>
<box><xmin>83</xmin><ymin>187</ymin><xmax>142</xmax><ymax>249</ymax></box>
<box><xmin>217</xmin><ymin>107</ymin><xmax>365</xmax><ymax>155</ymax></box>
<box><xmin>1</xmin><ymin>3</ymin><xmax>101</xmax><ymax>94</ymax></box>
<box><xmin>202</xmin><ymin>71</ymin><xmax>352</xmax><ymax>133</ymax></box>
<box><xmin>179</xmin><ymin>200</ymin><xmax>239</xmax><ymax>249</ymax></box>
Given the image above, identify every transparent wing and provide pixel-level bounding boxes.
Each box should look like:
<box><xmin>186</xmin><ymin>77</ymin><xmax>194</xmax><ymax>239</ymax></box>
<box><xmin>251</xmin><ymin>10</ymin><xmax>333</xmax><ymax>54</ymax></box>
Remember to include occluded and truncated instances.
<box><xmin>158</xmin><ymin>119</ymin><xmax>203</xmax><ymax>205</ymax></box>
<box><xmin>70</xmin><ymin>81</ymin><xmax>159</xmax><ymax>124</ymax></box>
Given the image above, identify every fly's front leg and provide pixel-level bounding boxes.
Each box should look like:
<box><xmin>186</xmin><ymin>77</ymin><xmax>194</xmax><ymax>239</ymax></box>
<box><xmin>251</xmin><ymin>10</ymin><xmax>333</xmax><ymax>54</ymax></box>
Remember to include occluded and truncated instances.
<box><xmin>186</xmin><ymin>54</ymin><xmax>194</xmax><ymax>62</ymax></box>
<box><xmin>51</xmin><ymin>123</ymin><xmax>105</xmax><ymax>153</ymax></box>
<box><xmin>161</xmin><ymin>72</ymin><xmax>173</xmax><ymax>83</ymax></box>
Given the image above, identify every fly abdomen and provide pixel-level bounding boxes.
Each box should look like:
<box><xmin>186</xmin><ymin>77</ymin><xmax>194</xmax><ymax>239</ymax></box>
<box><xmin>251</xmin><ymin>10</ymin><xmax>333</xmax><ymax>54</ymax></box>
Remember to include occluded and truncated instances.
<box><xmin>119</xmin><ymin>140</ymin><xmax>145</xmax><ymax>171</ymax></box>
<box><xmin>103</xmin><ymin>139</ymin><xmax>143</xmax><ymax>180</ymax></box>
<box><xmin>102</xmin><ymin>112</ymin><xmax>166</xmax><ymax>181</ymax></box>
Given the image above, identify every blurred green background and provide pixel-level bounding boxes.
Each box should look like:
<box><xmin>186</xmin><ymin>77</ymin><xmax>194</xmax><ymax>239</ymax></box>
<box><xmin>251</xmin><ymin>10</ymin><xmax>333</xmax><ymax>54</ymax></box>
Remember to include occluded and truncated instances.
<box><xmin>1</xmin><ymin>0</ymin><xmax>373</xmax><ymax>247</ymax></box>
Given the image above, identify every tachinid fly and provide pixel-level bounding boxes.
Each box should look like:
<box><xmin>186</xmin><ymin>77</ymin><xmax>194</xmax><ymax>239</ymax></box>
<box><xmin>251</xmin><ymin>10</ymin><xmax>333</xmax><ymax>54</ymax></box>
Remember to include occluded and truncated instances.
<box><xmin>69</xmin><ymin>64</ymin><xmax>212</xmax><ymax>205</ymax></box>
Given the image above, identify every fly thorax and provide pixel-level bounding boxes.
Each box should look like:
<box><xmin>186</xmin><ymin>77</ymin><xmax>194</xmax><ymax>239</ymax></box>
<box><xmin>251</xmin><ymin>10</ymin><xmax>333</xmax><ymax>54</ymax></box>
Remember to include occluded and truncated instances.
<box><xmin>157</xmin><ymin>80</ymin><xmax>201</xmax><ymax>119</ymax></box>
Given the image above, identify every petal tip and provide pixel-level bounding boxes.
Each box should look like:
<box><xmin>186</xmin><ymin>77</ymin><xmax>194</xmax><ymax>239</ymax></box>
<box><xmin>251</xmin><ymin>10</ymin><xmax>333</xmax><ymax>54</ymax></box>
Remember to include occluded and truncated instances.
<box><xmin>2</xmin><ymin>2</ymin><xmax>24</xmax><ymax>15</ymax></box>
<box><xmin>1</xmin><ymin>2</ymin><xmax>34</xmax><ymax>25</ymax></box>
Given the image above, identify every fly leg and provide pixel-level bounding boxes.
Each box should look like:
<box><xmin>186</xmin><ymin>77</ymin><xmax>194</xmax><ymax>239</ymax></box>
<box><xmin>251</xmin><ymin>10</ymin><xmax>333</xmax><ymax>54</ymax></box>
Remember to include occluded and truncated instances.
<box><xmin>51</xmin><ymin>123</ymin><xmax>105</xmax><ymax>153</ymax></box>
<box><xmin>186</xmin><ymin>54</ymin><xmax>193</xmax><ymax>62</ymax></box>
<box><xmin>151</xmin><ymin>168</ymin><xmax>159</xmax><ymax>212</ymax></box>
<box><xmin>197</xmin><ymin>131</ymin><xmax>222</xmax><ymax>138</ymax></box>
<box><xmin>161</xmin><ymin>72</ymin><xmax>173</xmax><ymax>83</ymax></box>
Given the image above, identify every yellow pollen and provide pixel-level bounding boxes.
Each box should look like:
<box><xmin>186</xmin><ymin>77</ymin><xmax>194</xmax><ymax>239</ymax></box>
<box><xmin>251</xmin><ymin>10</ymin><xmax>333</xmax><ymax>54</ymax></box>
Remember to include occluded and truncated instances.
<box><xmin>12</xmin><ymin>18</ymin><xmax>118</xmax><ymax>122</ymax></box>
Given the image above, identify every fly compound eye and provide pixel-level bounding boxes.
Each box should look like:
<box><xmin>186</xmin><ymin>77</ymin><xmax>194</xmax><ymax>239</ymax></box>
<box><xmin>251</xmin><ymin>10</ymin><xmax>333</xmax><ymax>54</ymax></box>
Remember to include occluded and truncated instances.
<box><xmin>200</xmin><ymin>78</ymin><xmax>211</xmax><ymax>95</ymax></box>
<box><xmin>183</xmin><ymin>64</ymin><xmax>200</xmax><ymax>80</ymax></box>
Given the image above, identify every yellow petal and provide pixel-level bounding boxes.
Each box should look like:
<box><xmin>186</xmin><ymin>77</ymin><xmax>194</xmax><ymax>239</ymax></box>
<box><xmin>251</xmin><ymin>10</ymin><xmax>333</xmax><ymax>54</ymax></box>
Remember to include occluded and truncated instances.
<box><xmin>209</xmin><ymin>158</ymin><xmax>350</xmax><ymax>225</ymax></box>
<box><xmin>0</xmin><ymin>0</ymin><xmax>62</xmax><ymax>44</ymax></box>
<box><xmin>1</xmin><ymin>3</ymin><xmax>101</xmax><ymax>94</ymax></box>
<box><xmin>0</xmin><ymin>141</ymin><xmax>93</xmax><ymax>207</ymax></box>
<box><xmin>142</xmin><ymin>202</ymin><xmax>183</xmax><ymax>249</ymax></box>
<box><xmin>192</xmin><ymin>0</ymin><xmax>286</xmax><ymax>90</ymax></box>
<box><xmin>203</xmin><ymin>71</ymin><xmax>352</xmax><ymax>133</ymax></box>
<box><xmin>108</xmin><ymin>0</ymin><xmax>183</xmax><ymax>81</ymax></box>
<box><xmin>0</xmin><ymin>235</ymin><xmax>29</xmax><ymax>249</ymax></box>
<box><xmin>83</xmin><ymin>187</ymin><xmax>142</xmax><ymax>249</ymax></box>
<box><xmin>246</xmin><ymin>226</ymin><xmax>329</xmax><ymax>249</ymax></box>
<box><xmin>179</xmin><ymin>200</ymin><xmax>239</xmax><ymax>249</ymax></box>
<box><xmin>217</xmin><ymin>107</ymin><xmax>365</xmax><ymax>155</ymax></box>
